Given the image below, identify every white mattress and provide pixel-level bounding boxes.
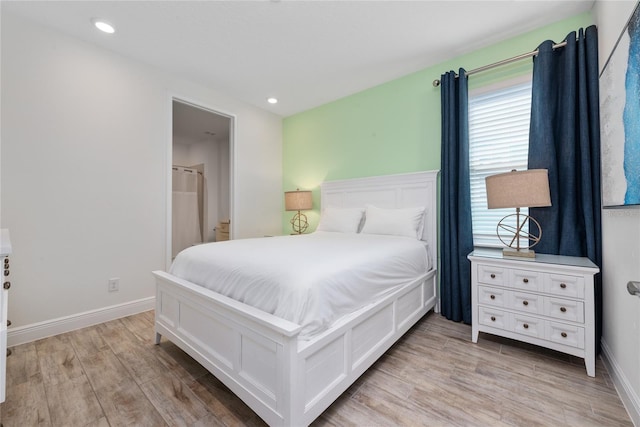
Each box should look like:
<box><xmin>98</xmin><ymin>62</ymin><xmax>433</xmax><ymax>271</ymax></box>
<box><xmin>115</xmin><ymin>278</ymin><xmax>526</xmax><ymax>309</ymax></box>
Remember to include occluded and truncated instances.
<box><xmin>170</xmin><ymin>231</ymin><xmax>432</xmax><ymax>340</ymax></box>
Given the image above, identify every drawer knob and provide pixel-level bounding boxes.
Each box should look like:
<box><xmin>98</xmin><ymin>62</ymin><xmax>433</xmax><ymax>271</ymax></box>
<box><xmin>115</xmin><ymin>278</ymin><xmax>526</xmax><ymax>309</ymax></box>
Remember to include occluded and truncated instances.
<box><xmin>3</xmin><ymin>270</ymin><xmax>8</xmax><ymax>277</ymax></box>
<box><xmin>560</xmin><ymin>283</ymin><xmax>567</xmax><ymax>289</ymax></box>
<box><xmin>490</xmin><ymin>295</ymin><xmax>496</xmax><ymax>300</ymax></box>
<box><xmin>523</xmin><ymin>278</ymin><xmax>529</xmax><ymax>283</ymax></box>
<box><xmin>522</xmin><ymin>300</ymin><xmax>529</xmax><ymax>306</ymax></box>
<box><xmin>491</xmin><ymin>316</ymin><xmax>496</xmax><ymax>322</ymax></box>
<box><xmin>6</xmin><ymin>348</ymin><xmax>11</xmax><ymax>357</ymax></box>
<box><xmin>490</xmin><ymin>273</ymin><xmax>496</xmax><ymax>279</ymax></box>
<box><xmin>3</xmin><ymin>281</ymin><xmax>10</xmax><ymax>290</ymax></box>
<box><xmin>7</xmin><ymin>319</ymin><xmax>11</xmax><ymax>327</ymax></box>
<box><xmin>561</xmin><ymin>332</ymin><xmax>568</xmax><ymax>338</ymax></box>
<box><xmin>523</xmin><ymin>323</ymin><xmax>529</xmax><ymax>329</ymax></box>
<box><xmin>560</xmin><ymin>307</ymin><xmax>567</xmax><ymax>313</ymax></box>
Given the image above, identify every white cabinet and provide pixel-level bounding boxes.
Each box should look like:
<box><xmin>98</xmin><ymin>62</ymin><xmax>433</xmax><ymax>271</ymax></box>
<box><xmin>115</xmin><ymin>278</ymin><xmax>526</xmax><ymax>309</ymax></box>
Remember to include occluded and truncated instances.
<box><xmin>469</xmin><ymin>249</ymin><xmax>599</xmax><ymax>377</ymax></box>
<box><xmin>0</xmin><ymin>229</ymin><xmax>11</xmax><ymax>403</ymax></box>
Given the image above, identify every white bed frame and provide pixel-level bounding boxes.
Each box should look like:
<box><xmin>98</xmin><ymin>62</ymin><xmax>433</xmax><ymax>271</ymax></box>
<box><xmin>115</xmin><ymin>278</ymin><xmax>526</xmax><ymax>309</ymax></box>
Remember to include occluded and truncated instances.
<box><xmin>153</xmin><ymin>170</ymin><xmax>439</xmax><ymax>426</ymax></box>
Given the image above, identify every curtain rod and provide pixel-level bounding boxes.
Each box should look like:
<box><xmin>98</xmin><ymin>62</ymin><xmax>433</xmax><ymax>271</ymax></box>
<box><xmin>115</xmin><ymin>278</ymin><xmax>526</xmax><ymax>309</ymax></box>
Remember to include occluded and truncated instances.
<box><xmin>432</xmin><ymin>40</ymin><xmax>567</xmax><ymax>87</ymax></box>
<box><xmin>172</xmin><ymin>166</ymin><xmax>203</xmax><ymax>175</ymax></box>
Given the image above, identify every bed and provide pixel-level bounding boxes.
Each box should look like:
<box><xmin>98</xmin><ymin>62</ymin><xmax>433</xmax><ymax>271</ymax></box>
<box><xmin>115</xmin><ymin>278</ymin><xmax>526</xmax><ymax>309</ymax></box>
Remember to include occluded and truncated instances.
<box><xmin>152</xmin><ymin>170</ymin><xmax>439</xmax><ymax>426</ymax></box>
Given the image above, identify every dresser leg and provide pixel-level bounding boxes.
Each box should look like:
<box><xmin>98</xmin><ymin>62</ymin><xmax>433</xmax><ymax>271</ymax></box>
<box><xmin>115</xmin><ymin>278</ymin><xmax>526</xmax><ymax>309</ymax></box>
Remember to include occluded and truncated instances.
<box><xmin>154</xmin><ymin>332</ymin><xmax>162</xmax><ymax>345</ymax></box>
<box><xmin>472</xmin><ymin>326</ymin><xmax>479</xmax><ymax>343</ymax></box>
<box><xmin>585</xmin><ymin>355</ymin><xmax>595</xmax><ymax>377</ymax></box>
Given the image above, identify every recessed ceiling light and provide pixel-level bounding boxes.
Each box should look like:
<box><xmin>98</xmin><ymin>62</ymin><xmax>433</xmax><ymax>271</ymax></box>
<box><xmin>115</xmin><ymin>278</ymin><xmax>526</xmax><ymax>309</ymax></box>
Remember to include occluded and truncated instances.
<box><xmin>91</xmin><ymin>18</ymin><xmax>115</xmax><ymax>34</ymax></box>
<box><xmin>267</xmin><ymin>97</ymin><xmax>278</xmax><ymax>104</ymax></box>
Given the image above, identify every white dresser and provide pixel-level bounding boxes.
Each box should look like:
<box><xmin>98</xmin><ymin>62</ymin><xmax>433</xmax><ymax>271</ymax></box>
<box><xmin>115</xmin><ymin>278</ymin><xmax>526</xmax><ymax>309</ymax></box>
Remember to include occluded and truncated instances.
<box><xmin>0</xmin><ymin>229</ymin><xmax>11</xmax><ymax>404</ymax></box>
<box><xmin>468</xmin><ymin>248</ymin><xmax>599</xmax><ymax>377</ymax></box>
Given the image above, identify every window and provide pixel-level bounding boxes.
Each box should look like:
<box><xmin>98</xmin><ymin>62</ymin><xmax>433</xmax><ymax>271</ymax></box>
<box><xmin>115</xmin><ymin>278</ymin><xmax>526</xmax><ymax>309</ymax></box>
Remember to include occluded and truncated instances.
<box><xmin>468</xmin><ymin>77</ymin><xmax>532</xmax><ymax>247</ymax></box>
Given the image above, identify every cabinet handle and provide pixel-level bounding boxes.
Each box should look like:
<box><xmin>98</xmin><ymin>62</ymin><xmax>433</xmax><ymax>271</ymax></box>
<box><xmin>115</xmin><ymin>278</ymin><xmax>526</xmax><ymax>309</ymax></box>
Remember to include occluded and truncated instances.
<box><xmin>491</xmin><ymin>316</ymin><xmax>496</xmax><ymax>321</ymax></box>
<box><xmin>561</xmin><ymin>332</ymin><xmax>568</xmax><ymax>338</ymax></box>
<box><xmin>523</xmin><ymin>278</ymin><xmax>529</xmax><ymax>283</ymax></box>
<box><xmin>490</xmin><ymin>295</ymin><xmax>496</xmax><ymax>300</ymax></box>
<box><xmin>560</xmin><ymin>283</ymin><xmax>567</xmax><ymax>289</ymax></box>
<box><xmin>560</xmin><ymin>307</ymin><xmax>567</xmax><ymax>313</ymax></box>
<box><xmin>490</xmin><ymin>273</ymin><xmax>496</xmax><ymax>279</ymax></box>
<box><xmin>3</xmin><ymin>270</ymin><xmax>8</xmax><ymax>277</ymax></box>
<box><xmin>523</xmin><ymin>323</ymin><xmax>529</xmax><ymax>329</ymax></box>
<box><xmin>3</xmin><ymin>281</ymin><xmax>10</xmax><ymax>290</ymax></box>
<box><xmin>522</xmin><ymin>300</ymin><xmax>529</xmax><ymax>306</ymax></box>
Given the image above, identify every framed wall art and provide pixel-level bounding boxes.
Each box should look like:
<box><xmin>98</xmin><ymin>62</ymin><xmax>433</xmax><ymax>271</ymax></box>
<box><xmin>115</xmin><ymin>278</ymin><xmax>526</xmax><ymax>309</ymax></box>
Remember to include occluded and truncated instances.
<box><xmin>600</xmin><ymin>1</ymin><xmax>640</xmax><ymax>207</ymax></box>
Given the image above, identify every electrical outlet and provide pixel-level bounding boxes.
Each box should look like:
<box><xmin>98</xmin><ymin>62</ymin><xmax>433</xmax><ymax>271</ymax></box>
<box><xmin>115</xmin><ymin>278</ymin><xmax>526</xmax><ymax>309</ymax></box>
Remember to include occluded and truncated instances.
<box><xmin>108</xmin><ymin>278</ymin><xmax>119</xmax><ymax>292</ymax></box>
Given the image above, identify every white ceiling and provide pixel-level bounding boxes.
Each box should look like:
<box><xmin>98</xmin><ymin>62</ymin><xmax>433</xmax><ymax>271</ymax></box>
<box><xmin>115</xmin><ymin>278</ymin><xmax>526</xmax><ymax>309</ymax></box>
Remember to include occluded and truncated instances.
<box><xmin>3</xmin><ymin>1</ymin><xmax>594</xmax><ymax>118</ymax></box>
<box><xmin>173</xmin><ymin>100</ymin><xmax>231</xmax><ymax>144</ymax></box>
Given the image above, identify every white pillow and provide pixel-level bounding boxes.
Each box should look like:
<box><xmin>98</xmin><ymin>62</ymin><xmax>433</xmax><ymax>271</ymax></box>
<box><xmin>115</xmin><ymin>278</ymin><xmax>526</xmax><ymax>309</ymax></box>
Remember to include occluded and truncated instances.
<box><xmin>361</xmin><ymin>205</ymin><xmax>426</xmax><ymax>239</ymax></box>
<box><xmin>316</xmin><ymin>207</ymin><xmax>365</xmax><ymax>233</ymax></box>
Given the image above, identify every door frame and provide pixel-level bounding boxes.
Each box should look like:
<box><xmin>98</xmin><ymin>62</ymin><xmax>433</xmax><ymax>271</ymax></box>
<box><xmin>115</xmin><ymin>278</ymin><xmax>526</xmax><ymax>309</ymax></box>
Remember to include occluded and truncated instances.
<box><xmin>166</xmin><ymin>95</ymin><xmax>236</xmax><ymax>269</ymax></box>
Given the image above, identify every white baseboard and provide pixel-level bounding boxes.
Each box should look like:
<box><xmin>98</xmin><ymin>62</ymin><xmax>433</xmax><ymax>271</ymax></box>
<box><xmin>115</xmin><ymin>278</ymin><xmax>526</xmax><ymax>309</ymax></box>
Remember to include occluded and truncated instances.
<box><xmin>601</xmin><ymin>339</ymin><xmax>640</xmax><ymax>426</ymax></box>
<box><xmin>7</xmin><ymin>297</ymin><xmax>155</xmax><ymax>347</ymax></box>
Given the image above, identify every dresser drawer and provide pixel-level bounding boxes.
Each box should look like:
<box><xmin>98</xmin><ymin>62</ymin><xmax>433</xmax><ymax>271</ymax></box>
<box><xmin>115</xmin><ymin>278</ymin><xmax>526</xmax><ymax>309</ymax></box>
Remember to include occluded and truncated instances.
<box><xmin>477</xmin><ymin>265</ymin><xmax>505</xmax><ymax>286</ymax></box>
<box><xmin>0</xmin><ymin>328</ymin><xmax>5</xmax><ymax>402</ymax></box>
<box><xmin>509</xmin><ymin>290</ymin><xmax>543</xmax><ymax>315</ymax></box>
<box><xmin>0</xmin><ymin>290</ymin><xmax>6</xmax><ymax>326</ymax></box>
<box><xmin>544</xmin><ymin>296</ymin><xmax>584</xmax><ymax>323</ymax></box>
<box><xmin>510</xmin><ymin>269</ymin><xmax>543</xmax><ymax>292</ymax></box>
<box><xmin>546</xmin><ymin>321</ymin><xmax>584</xmax><ymax>349</ymax></box>
<box><xmin>511</xmin><ymin>312</ymin><xmax>545</xmax><ymax>339</ymax></box>
<box><xmin>477</xmin><ymin>286</ymin><xmax>506</xmax><ymax>307</ymax></box>
<box><xmin>544</xmin><ymin>274</ymin><xmax>585</xmax><ymax>299</ymax></box>
<box><xmin>478</xmin><ymin>306</ymin><xmax>508</xmax><ymax>330</ymax></box>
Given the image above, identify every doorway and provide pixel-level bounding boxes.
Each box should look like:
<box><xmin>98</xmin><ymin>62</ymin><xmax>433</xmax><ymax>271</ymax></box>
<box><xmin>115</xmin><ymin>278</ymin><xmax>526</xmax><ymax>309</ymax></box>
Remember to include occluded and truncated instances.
<box><xmin>170</xmin><ymin>99</ymin><xmax>233</xmax><ymax>260</ymax></box>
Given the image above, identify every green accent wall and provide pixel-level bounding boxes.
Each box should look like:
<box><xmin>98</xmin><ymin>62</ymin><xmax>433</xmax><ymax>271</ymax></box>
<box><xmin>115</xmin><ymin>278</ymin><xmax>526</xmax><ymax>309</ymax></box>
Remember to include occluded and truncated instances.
<box><xmin>282</xmin><ymin>12</ymin><xmax>593</xmax><ymax>233</ymax></box>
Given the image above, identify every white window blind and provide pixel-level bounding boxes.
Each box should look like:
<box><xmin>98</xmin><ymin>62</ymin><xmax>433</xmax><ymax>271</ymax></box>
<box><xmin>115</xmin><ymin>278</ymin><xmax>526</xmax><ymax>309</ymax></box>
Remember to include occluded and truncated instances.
<box><xmin>469</xmin><ymin>78</ymin><xmax>532</xmax><ymax>247</ymax></box>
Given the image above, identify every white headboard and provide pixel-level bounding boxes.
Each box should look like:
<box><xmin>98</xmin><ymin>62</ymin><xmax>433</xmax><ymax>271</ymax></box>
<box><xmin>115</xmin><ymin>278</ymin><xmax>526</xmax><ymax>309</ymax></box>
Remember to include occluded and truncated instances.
<box><xmin>320</xmin><ymin>170</ymin><xmax>439</xmax><ymax>269</ymax></box>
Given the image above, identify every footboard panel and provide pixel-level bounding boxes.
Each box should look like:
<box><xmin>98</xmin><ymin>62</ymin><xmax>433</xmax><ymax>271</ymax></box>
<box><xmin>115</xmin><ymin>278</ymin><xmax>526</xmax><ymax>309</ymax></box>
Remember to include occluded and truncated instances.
<box><xmin>178</xmin><ymin>299</ymin><xmax>235</xmax><ymax>371</ymax></box>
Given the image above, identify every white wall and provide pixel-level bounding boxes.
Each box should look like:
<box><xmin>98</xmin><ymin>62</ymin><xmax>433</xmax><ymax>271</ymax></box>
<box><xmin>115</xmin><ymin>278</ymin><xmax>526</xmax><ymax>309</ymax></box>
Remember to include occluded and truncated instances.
<box><xmin>0</xmin><ymin>12</ymin><xmax>283</xmax><ymax>335</ymax></box>
<box><xmin>172</xmin><ymin>143</ymin><xmax>191</xmax><ymax>166</ymax></box>
<box><xmin>594</xmin><ymin>1</ymin><xmax>640</xmax><ymax>425</ymax></box>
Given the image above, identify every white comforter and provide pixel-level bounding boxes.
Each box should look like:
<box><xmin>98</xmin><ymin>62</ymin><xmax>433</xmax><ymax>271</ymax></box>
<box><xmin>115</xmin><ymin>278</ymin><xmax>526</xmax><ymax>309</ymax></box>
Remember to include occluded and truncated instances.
<box><xmin>170</xmin><ymin>231</ymin><xmax>431</xmax><ymax>340</ymax></box>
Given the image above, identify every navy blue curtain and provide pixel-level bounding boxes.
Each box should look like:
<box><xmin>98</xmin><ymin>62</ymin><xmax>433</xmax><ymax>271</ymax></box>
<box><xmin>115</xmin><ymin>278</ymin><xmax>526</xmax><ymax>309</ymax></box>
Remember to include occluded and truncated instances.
<box><xmin>528</xmin><ymin>26</ymin><xmax>603</xmax><ymax>352</ymax></box>
<box><xmin>440</xmin><ymin>69</ymin><xmax>473</xmax><ymax>324</ymax></box>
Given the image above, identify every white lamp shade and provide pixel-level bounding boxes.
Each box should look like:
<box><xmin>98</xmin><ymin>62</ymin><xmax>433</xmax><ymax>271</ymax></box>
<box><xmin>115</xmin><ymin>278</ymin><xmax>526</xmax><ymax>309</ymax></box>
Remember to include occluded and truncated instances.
<box><xmin>486</xmin><ymin>169</ymin><xmax>551</xmax><ymax>209</ymax></box>
<box><xmin>284</xmin><ymin>190</ymin><xmax>312</xmax><ymax>211</ymax></box>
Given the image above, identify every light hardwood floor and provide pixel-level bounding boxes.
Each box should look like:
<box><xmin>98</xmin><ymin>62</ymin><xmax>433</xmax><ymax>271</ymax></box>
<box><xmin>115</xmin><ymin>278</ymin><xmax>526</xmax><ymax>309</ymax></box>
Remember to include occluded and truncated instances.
<box><xmin>0</xmin><ymin>310</ymin><xmax>632</xmax><ymax>426</ymax></box>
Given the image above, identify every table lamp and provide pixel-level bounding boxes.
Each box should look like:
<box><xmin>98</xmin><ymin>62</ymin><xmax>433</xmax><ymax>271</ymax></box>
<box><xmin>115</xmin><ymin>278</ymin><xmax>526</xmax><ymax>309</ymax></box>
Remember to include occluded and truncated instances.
<box><xmin>485</xmin><ymin>169</ymin><xmax>551</xmax><ymax>258</ymax></box>
<box><xmin>284</xmin><ymin>189</ymin><xmax>312</xmax><ymax>234</ymax></box>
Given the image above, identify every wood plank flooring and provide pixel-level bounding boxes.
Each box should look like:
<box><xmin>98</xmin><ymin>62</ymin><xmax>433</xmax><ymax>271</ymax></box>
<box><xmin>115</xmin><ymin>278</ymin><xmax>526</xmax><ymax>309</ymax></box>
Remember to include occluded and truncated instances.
<box><xmin>0</xmin><ymin>310</ymin><xmax>632</xmax><ymax>426</ymax></box>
